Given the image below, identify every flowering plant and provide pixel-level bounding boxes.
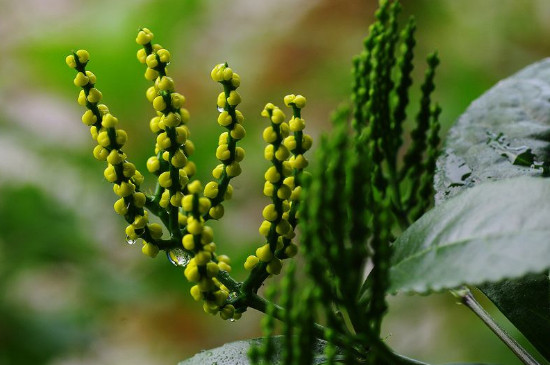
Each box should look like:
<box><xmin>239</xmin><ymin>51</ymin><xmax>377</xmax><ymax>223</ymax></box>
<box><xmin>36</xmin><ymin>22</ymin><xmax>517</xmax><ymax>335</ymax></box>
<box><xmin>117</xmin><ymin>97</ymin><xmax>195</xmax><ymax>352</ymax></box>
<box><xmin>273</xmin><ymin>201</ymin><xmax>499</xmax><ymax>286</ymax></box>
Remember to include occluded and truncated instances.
<box><xmin>65</xmin><ymin>1</ymin><xmax>550</xmax><ymax>364</ymax></box>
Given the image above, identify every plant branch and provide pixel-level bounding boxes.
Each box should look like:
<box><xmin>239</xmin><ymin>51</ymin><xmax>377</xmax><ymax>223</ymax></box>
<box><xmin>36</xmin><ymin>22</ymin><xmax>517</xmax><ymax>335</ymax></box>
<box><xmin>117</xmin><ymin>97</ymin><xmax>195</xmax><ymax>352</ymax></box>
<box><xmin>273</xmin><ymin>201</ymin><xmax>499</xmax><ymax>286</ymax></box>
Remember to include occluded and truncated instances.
<box><xmin>453</xmin><ymin>288</ymin><xmax>540</xmax><ymax>365</ymax></box>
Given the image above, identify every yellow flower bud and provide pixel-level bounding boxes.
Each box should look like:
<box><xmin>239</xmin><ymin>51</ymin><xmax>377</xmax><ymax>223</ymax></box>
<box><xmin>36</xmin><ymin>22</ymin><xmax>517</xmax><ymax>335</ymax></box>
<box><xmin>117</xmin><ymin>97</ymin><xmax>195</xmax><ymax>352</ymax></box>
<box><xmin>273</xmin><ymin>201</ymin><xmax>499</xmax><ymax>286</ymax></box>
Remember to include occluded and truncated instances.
<box><xmin>187</xmin><ymin>217</ymin><xmax>203</xmax><ymax>235</ymax></box>
<box><xmin>146</xmin><ymin>156</ymin><xmax>160</xmax><ymax>173</ymax></box>
<box><xmin>262</xmin><ymin>204</ymin><xmax>278</xmax><ymax>221</ymax></box>
<box><xmin>133</xmin><ymin>215</ymin><xmax>148</xmax><ymax>229</ymax></box>
<box><xmin>215</xmin><ymin>144</ymin><xmax>230</xmax><ymax>161</ymax></box>
<box><xmin>217</xmin><ymin>92</ymin><xmax>226</xmax><ymax>109</ymax></box>
<box><xmin>282</xmin><ymin>161</ymin><xmax>293</xmax><ymax>177</ymax></box>
<box><xmin>218</xmin><ymin>261</ymin><xmax>231</xmax><ymax>272</ymax></box>
<box><xmin>114</xmin><ymin>181</ymin><xmax>135</xmax><ymax>197</ymax></box>
<box><xmin>200</xmin><ymin>226</ymin><xmax>214</xmax><ymax>245</ymax></box>
<box><xmin>217</xmin><ymin>111</ymin><xmax>233</xmax><ymax>127</ymax></box>
<box><xmin>170</xmin><ymin>191</ymin><xmax>184</xmax><ymax>207</ymax></box>
<box><xmin>126</xmin><ymin>225</ymin><xmax>138</xmax><ymax>240</ymax></box>
<box><xmin>92</xmin><ymin>145</ymin><xmax>108</xmax><ymax>161</ymax></box>
<box><xmin>220</xmin><ymin>305</ymin><xmax>235</xmax><ymax>320</ymax></box>
<box><xmin>153</xmin><ymin>95</ymin><xmax>167</xmax><ymax>112</ymax></box>
<box><xmin>244</xmin><ymin>255</ymin><xmax>260</xmax><ymax>271</ymax></box>
<box><xmin>302</xmin><ymin>134</ymin><xmax>313</xmax><ymax>150</ymax></box>
<box><xmin>87</xmin><ymin>88</ymin><xmax>102</xmax><ymax>103</ymax></box>
<box><xmin>226</xmin><ymin>162</ymin><xmax>241</xmax><ymax>177</ymax></box>
<box><xmin>203</xmin><ymin>301</ymin><xmax>219</xmax><ymax>315</ymax></box>
<box><xmin>266</xmin><ymin>257</ymin><xmax>282</xmax><ymax>275</ymax></box>
<box><xmin>156</xmin><ymin>132</ymin><xmax>171</xmax><ymax>150</ymax></box>
<box><xmin>183</xmin><ymin>161</ymin><xmax>196</xmax><ymax>177</ymax></box>
<box><xmin>209</xmin><ymin>204</ymin><xmax>224</xmax><ymax>219</ymax></box>
<box><xmin>96</xmin><ymin>131</ymin><xmax>110</xmax><ymax>147</ymax></box>
<box><xmin>156</xmin><ymin>76</ymin><xmax>175</xmax><ymax>91</ymax></box>
<box><xmin>275</xmin><ymin>146</ymin><xmax>290</xmax><ymax>161</ymax></box>
<box><xmin>186</xmin><ymin>180</ymin><xmax>202</xmax><ymax>194</ymax></box>
<box><xmin>271</xmin><ymin>108</ymin><xmax>285</xmax><ymax>124</ymax></box>
<box><xmin>157</xmin><ymin>49</ymin><xmax>171</xmax><ymax>63</ymax></box>
<box><xmin>82</xmin><ymin>110</ymin><xmax>97</xmax><ymax>126</ymax></box>
<box><xmin>101</xmin><ymin>113</ymin><xmax>118</xmax><ymax>128</ymax></box>
<box><xmin>256</xmin><ymin>244</ymin><xmax>273</xmax><ymax>262</ymax></box>
<box><xmin>171</xmin><ymin>93</ymin><xmax>185</xmax><ymax>109</ymax></box>
<box><xmin>182</xmin><ymin>194</ymin><xmax>195</xmax><ymax>212</ymax></box>
<box><xmin>103</xmin><ymin>165</ymin><xmax>117</xmax><ymax>182</ymax></box>
<box><xmin>78</xmin><ymin>90</ymin><xmax>87</xmax><ymax>106</ymax></box>
<box><xmin>283</xmin><ymin>94</ymin><xmax>295</xmax><ymax>107</ymax></box>
<box><xmin>190</xmin><ymin>285</ymin><xmax>202</xmax><ymax>301</ymax></box>
<box><xmin>289</xmin><ymin>117</ymin><xmax>306</xmax><ymax>132</ymax></box>
<box><xmin>176</xmin><ymin>125</ymin><xmax>190</xmax><ymax>144</ymax></box>
<box><xmin>206</xmin><ymin>262</ymin><xmax>219</xmax><ymax>278</ymax></box>
<box><xmin>142</xmin><ymin>243</ymin><xmax>159</xmax><ymax>258</ymax></box>
<box><xmin>231</xmin><ymin>73</ymin><xmax>240</xmax><ymax>88</ymax></box>
<box><xmin>65</xmin><ymin>54</ymin><xmax>77</xmax><ymax>68</ymax></box>
<box><xmin>277</xmin><ymin>184</ymin><xmax>292</xmax><ymax>200</ymax></box>
<box><xmin>136</xmin><ymin>28</ymin><xmax>153</xmax><ymax>45</ymax></box>
<box><xmin>230</xmin><ymin>123</ymin><xmax>246</xmax><ymax>140</ymax></box>
<box><xmin>158</xmin><ymin>171</ymin><xmax>172</xmax><ymax>188</ymax></box>
<box><xmin>195</xmin><ymin>251</ymin><xmax>212</xmax><ymax>265</ymax></box>
<box><xmin>212</xmin><ymin>164</ymin><xmax>224</xmax><ymax>179</ymax></box>
<box><xmin>76</xmin><ymin>49</ymin><xmax>89</xmax><ymax>64</ymax></box>
<box><xmin>148</xmin><ymin>223</ymin><xmax>163</xmax><ymax>239</ymax></box>
<box><xmin>259</xmin><ymin>220</ymin><xmax>271</xmax><ymax>236</ymax></box>
<box><xmin>144</xmin><ymin>67</ymin><xmax>159</xmax><ymax>81</ymax></box>
<box><xmin>293</xmin><ymin>95</ymin><xmax>307</xmax><ymax>108</ymax></box>
<box><xmin>182</xmin><ymin>234</ymin><xmax>195</xmax><ymax>250</ymax></box>
<box><xmin>180</xmin><ymin>169</ymin><xmax>189</xmax><ymax>187</ymax></box>
<box><xmin>264</xmin><ymin>145</ymin><xmax>274</xmax><ymax>161</ymax></box>
<box><xmin>115</xmin><ymin>129</ymin><xmax>127</xmax><ymax>147</ymax></box>
<box><xmin>222</xmin><ymin>67</ymin><xmax>233</xmax><ymax>81</ymax></box>
<box><xmin>210</xmin><ymin>64</ymin><xmax>225</xmax><ymax>82</ymax></box>
<box><xmin>184</xmin><ymin>265</ymin><xmax>201</xmax><ymax>282</ymax></box>
<box><xmin>227</xmin><ymin>90</ymin><xmax>241</xmax><ymax>106</ymax></box>
<box><xmin>291</xmin><ymin>154</ymin><xmax>308</xmax><ymax>169</ymax></box>
<box><xmin>213</xmin><ymin>290</ymin><xmax>228</xmax><ymax>306</ymax></box>
<box><xmin>291</xmin><ymin>186</ymin><xmax>302</xmax><ymax>201</ymax></box>
<box><xmin>73</xmin><ymin>72</ymin><xmax>89</xmax><ymax>87</ymax></box>
<box><xmin>85</xmin><ymin>71</ymin><xmax>97</xmax><ymax>84</ymax></box>
<box><xmin>224</xmin><ymin>184</ymin><xmax>233</xmax><ymax>200</ymax></box>
<box><xmin>198</xmin><ymin>197</ymin><xmax>211</xmax><ymax>214</ymax></box>
<box><xmin>171</xmin><ymin>149</ymin><xmax>187</xmax><ymax>168</ymax></box>
<box><xmin>146</xmin><ymin>53</ymin><xmax>158</xmax><ymax>68</ymax></box>
<box><xmin>114</xmin><ymin>198</ymin><xmax>128</xmax><ymax>215</ymax></box>
<box><xmin>263</xmin><ymin>181</ymin><xmax>274</xmax><ymax>197</ymax></box>
<box><xmin>276</xmin><ymin>220</ymin><xmax>291</xmax><ymax>235</ymax></box>
<box><xmin>263</xmin><ymin>126</ymin><xmax>278</xmax><ymax>143</ymax></box>
<box><xmin>264</xmin><ymin>166</ymin><xmax>280</xmax><ymax>183</ymax></box>
<box><xmin>137</xmin><ymin>48</ymin><xmax>147</xmax><ymax>64</ymax></box>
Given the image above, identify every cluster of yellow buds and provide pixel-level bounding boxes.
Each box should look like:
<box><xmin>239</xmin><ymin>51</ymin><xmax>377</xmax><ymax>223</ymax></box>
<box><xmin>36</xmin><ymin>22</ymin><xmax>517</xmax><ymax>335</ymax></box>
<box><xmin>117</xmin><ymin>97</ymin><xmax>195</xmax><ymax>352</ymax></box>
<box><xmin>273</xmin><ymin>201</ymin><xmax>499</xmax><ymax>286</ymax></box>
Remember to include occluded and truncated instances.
<box><xmin>244</xmin><ymin>96</ymin><xmax>311</xmax><ymax>277</ymax></box>
<box><xmin>136</xmin><ymin>28</ymin><xmax>195</xmax><ymax>213</ymax></box>
<box><xmin>181</xmin><ymin>181</ymin><xmax>239</xmax><ymax>320</ymax></box>
<box><xmin>67</xmin><ymin>28</ymin><xmax>311</xmax><ymax>321</ymax></box>
<box><xmin>204</xmin><ymin>62</ymin><xmax>246</xmax><ymax>220</ymax></box>
<box><xmin>66</xmin><ymin>49</ymin><xmax>163</xmax><ymax>258</ymax></box>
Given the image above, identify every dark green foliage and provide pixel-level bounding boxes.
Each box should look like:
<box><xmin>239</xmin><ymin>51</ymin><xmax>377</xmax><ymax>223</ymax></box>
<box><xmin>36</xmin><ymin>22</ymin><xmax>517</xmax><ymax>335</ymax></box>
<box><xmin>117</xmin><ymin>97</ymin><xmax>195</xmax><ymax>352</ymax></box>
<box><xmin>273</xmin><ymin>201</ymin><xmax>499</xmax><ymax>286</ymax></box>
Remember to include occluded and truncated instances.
<box><xmin>250</xmin><ymin>1</ymin><xmax>441</xmax><ymax>363</ymax></box>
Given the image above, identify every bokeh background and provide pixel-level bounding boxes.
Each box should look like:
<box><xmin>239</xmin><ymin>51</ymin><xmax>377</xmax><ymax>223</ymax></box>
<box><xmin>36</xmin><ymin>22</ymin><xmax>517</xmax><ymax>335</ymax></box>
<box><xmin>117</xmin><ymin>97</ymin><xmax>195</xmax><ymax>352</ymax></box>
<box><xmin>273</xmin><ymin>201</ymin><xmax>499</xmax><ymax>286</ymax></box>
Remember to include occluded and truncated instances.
<box><xmin>1</xmin><ymin>0</ymin><xmax>549</xmax><ymax>364</ymax></box>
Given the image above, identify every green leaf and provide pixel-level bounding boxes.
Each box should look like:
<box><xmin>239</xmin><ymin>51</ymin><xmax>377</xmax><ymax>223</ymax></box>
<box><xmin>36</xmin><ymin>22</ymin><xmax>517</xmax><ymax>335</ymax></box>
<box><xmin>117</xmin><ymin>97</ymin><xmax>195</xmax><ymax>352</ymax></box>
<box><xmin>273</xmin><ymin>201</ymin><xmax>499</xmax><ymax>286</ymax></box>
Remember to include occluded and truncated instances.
<box><xmin>434</xmin><ymin>59</ymin><xmax>550</xmax><ymax>204</ymax></box>
<box><xmin>390</xmin><ymin>176</ymin><xmax>550</xmax><ymax>294</ymax></box>
<box><xmin>479</xmin><ymin>273</ymin><xmax>550</xmax><ymax>361</ymax></box>
<box><xmin>178</xmin><ymin>337</ymin><xmax>492</xmax><ymax>365</ymax></box>
<box><xmin>432</xmin><ymin>59</ymin><xmax>550</xmax><ymax>362</ymax></box>
<box><xmin>178</xmin><ymin>336</ymin><xmax>329</xmax><ymax>365</ymax></box>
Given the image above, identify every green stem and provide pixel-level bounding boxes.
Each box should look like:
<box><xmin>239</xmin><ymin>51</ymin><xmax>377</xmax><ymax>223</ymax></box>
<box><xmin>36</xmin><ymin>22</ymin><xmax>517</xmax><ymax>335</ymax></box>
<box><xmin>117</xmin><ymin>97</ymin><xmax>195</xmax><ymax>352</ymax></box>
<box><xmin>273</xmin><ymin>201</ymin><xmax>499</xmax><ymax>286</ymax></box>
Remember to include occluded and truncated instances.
<box><xmin>454</xmin><ymin>288</ymin><xmax>540</xmax><ymax>365</ymax></box>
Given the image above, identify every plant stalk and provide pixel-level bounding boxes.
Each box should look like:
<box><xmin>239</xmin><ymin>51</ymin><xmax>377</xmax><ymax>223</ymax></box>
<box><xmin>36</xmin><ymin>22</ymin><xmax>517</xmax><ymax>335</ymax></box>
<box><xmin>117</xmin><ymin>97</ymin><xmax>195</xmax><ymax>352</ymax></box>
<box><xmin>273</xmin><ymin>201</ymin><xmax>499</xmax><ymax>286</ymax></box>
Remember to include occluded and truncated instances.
<box><xmin>454</xmin><ymin>288</ymin><xmax>540</xmax><ymax>365</ymax></box>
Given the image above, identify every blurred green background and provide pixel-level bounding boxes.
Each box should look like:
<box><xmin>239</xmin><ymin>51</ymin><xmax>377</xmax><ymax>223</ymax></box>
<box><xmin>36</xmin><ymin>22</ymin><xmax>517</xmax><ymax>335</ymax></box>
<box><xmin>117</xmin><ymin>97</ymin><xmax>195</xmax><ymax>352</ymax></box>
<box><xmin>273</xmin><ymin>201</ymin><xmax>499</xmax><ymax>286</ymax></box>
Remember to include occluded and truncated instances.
<box><xmin>0</xmin><ymin>0</ymin><xmax>549</xmax><ymax>364</ymax></box>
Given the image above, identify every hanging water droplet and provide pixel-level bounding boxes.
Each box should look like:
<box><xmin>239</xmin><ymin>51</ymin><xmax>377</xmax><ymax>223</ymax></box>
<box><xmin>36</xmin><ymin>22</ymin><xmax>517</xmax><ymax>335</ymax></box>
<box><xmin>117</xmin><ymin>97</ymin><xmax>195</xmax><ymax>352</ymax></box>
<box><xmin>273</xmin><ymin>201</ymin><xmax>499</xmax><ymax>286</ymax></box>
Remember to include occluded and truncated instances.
<box><xmin>167</xmin><ymin>248</ymin><xmax>191</xmax><ymax>266</ymax></box>
<box><xmin>229</xmin><ymin>318</ymin><xmax>235</xmax><ymax>323</ymax></box>
<box><xmin>125</xmin><ymin>235</ymin><xmax>137</xmax><ymax>245</ymax></box>
<box><xmin>217</xmin><ymin>106</ymin><xmax>224</xmax><ymax>113</ymax></box>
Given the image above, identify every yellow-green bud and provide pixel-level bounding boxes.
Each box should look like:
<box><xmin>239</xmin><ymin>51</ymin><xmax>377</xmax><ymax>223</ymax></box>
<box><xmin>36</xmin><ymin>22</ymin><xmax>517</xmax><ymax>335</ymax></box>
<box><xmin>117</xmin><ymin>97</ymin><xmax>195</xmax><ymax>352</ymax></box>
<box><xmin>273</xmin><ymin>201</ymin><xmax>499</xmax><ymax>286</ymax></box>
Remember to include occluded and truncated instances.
<box><xmin>256</xmin><ymin>244</ymin><xmax>273</xmax><ymax>262</ymax></box>
<box><xmin>142</xmin><ymin>242</ymin><xmax>159</xmax><ymax>258</ymax></box>
<box><xmin>244</xmin><ymin>255</ymin><xmax>260</xmax><ymax>271</ymax></box>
